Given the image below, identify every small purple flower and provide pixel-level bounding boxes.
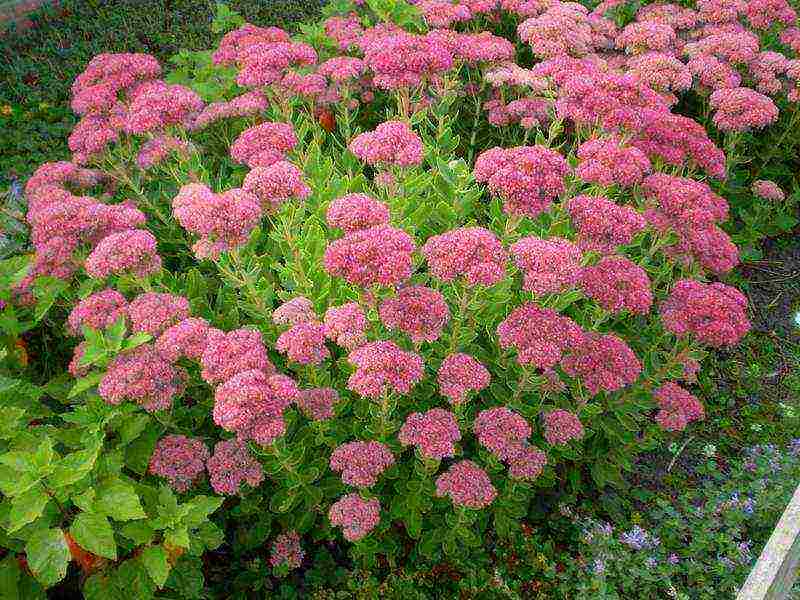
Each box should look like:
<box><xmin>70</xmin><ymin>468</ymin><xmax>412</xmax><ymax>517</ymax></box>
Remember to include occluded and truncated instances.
<box><xmin>668</xmin><ymin>553</ymin><xmax>680</xmax><ymax>565</ymax></box>
<box><xmin>620</xmin><ymin>525</ymin><xmax>659</xmax><ymax>550</ymax></box>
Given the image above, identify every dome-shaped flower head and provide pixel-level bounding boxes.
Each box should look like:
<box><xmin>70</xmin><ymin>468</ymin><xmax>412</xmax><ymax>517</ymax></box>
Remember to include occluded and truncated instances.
<box><xmin>71</xmin><ymin>52</ymin><xmax>161</xmax><ymax>106</ymax></box>
<box><xmin>324</xmin><ymin>15</ymin><xmax>364</xmax><ymax>51</ymax></box>
<box><xmin>421</xmin><ymin>226</ymin><xmax>507</xmax><ymax>286</ymax></box>
<box><xmin>68</xmin><ymin>113</ymin><xmax>120</xmax><ymax>163</ymax></box>
<box><xmin>124</xmin><ymin>81</ymin><xmax>203</xmax><ymax>134</ymax></box>
<box><xmin>379</xmin><ymin>286</ymin><xmax>450</xmax><ymax>344</ymax></box>
<box><xmin>437</xmin><ymin>30</ymin><xmax>515</xmax><ymax>64</ymax></box>
<box><xmin>347</xmin><ymin>340</ymin><xmax>424</xmax><ymax>399</ymax></box>
<box><xmin>399</xmin><ymin>408</ymin><xmax>461</xmax><ymax>460</ymax></box>
<box><xmin>709</xmin><ymin>87</ymin><xmax>779</xmax><ymax>132</ymax></box>
<box><xmin>212</xmin><ymin>24</ymin><xmax>291</xmax><ymax>66</ymax></box>
<box><xmin>508</xmin><ymin>445</ymin><xmax>547</xmax><ymax>480</ymax></box>
<box><xmin>85</xmin><ymin>229</ymin><xmax>162</xmax><ymax>279</ymax></box>
<box><xmin>561</xmin><ymin>333</ymin><xmax>641</xmax><ymax>395</ymax></box>
<box><xmin>497</xmin><ymin>303</ymin><xmax>584</xmax><ymax>369</ymax></box>
<box><xmin>270</xmin><ymin>531</ymin><xmax>304</xmax><ymax>570</ymax></box>
<box><xmin>363</xmin><ymin>31</ymin><xmax>454</xmax><ymax>90</ymax></box>
<box><xmin>155</xmin><ymin>317</ymin><xmax>211</xmax><ymax>362</ymax></box>
<box><xmin>695</xmin><ymin>0</ymin><xmax>742</xmax><ymax>23</ymax></box>
<box><xmin>323</xmin><ymin>302</ymin><xmax>368</xmax><ymax>350</ymax></box>
<box><xmin>615</xmin><ymin>21</ymin><xmax>676</xmax><ymax>54</ymax></box>
<box><xmin>510</xmin><ymin>236</ymin><xmax>582</xmax><ymax>296</ymax></box>
<box><xmin>149</xmin><ymin>434</ymin><xmax>210</xmax><ymax>493</ymax></box>
<box><xmin>580</xmin><ymin>256</ymin><xmax>653</xmax><ymax>315</ymax></box>
<box><xmin>242</xmin><ymin>161</ymin><xmax>311</xmax><ymax>212</ymax></box>
<box><xmin>67</xmin><ymin>289</ymin><xmax>128</xmax><ymax>335</ymax></box>
<box><xmin>743</xmin><ymin>0</ymin><xmax>797</xmax><ymax>30</ymax></box>
<box><xmin>474</xmin><ymin>407</ymin><xmax>531</xmax><ymax>461</ymax></box>
<box><xmin>642</xmin><ymin>174</ymin><xmax>729</xmax><ymax>230</ymax></box>
<box><xmin>517</xmin><ymin>4</ymin><xmax>595</xmax><ymax>59</ymax></box>
<box><xmin>25</xmin><ymin>161</ymin><xmax>104</xmax><ymax>200</ymax></box>
<box><xmin>349</xmin><ymin>120</ymin><xmax>424</xmax><ymax>168</ymax></box>
<box><xmin>575</xmin><ymin>137</ymin><xmax>652</xmax><ymax>188</ymax></box>
<box><xmin>276</xmin><ymin>321</ymin><xmax>330</xmax><ymax>365</ymax></box>
<box><xmin>127</xmin><ymin>292</ymin><xmax>190</xmax><ymax>337</ymax></box>
<box><xmin>323</xmin><ymin>225</ymin><xmax>416</xmax><ymax>288</ymax></box>
<box><xmin>437</xmin><ymin>353</ymin><xmax>491</xmax><ymax>404</ymax></box>
<box><xmin>98</xmin><ymin>345</ymin><xmax>185</xmax><ymax>412</ymax></box>
<box><xmin>326</xmin><ymin>194</ymin><xmax>390</xmax><ymax>234</ymax></box>
<box><xmin>235</xmin><ymin>41</ymin><xmax>318</xmax><ymax>88</ymax></box>
<box><xmin>200</xmin><ymin>328</ymin><xmax>274</xmax><ymax>385</ymax></box>
<box><xmin>207</xmin><ymin>439</ymin><xmax>264</xmax><ymax>495</ymax></box>
<box><xmin>273</xmin><ymin>296</ymin><xmax>317</xmax><ymax>326</ymax></box>
<box><xmin>660</xmin><ymin>279</ymin><xmax>750</xmax><ymax>347</ymax></box>
<box><xmin>329</xmin><ymin>493</ymin><xmax>381</xmax><ymax>541</ymax></box>
<box><xmin>566</xmin><ymin>195</ymin><xmax>646</xmax><ymax>254</ymax></box>
<box><xmin>435</xmin><ymin>460</ymin><xmax>497</xmax><ymax>509</ymax></box>
<box><xmin>751</xmin><ymin>180</ymin><xmax>784</xmax><ymax>201</ymax></box>
<box><xmin>654</xmin><ymin>382</ymin><xmax>705</xmax><ymax>432</ymax></box>
<box><xmin>297</xmin><ymin>387</ymin><xmax>339</xmax><ymax>421</ymax></box>
<box><xmin>474</xmin><ymin>145</ymin><xmax>570</xmax><ymax>218</ymax></box>
<box><xmin>192</xmin><ymin>90</ymin><xmax>268</xmax><ymax>130</ymax></box>
<box><xmin>542</xmin><ymin>409</ymin><xmax>584</xmax><ymax>445</ymax></box>
<box><xmin>317</xmin><ymin>56</ymin><xmax>366</xmax><ymax>82</ymax></box>
<box><xmin>230</xmin><ymin>122</ymin><xmax>297</xmax><ymax>168</ymax></box>
<box><xmin>418</xmin><ymin>0</ymin><xmax>472</xmax><ymax>28</ymax></box>
<box><xmin>330</xmin><ymin>440</ymin><xmax>395</xmax><ymax>488</ymax></box>
<box><xmin>626</xmin><ymin>52</ymin><xmax>692</xmax><ymax>94</ymax></box>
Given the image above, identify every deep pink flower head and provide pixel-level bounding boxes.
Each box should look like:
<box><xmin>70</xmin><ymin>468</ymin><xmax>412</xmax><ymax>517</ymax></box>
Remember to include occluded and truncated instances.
<box><xmin>474</xmin><ymin>146</ymin><xmax>569</xmax><ymax>218</ymax></box>
<box><xmin>575</xmin><ymin>137</ymin><xmax>652</xmax><ymax>188</ymax></box>
<box><xmin>212</xmin><ymin>24</ymin><xmax>291</xmax><ymax>66</ymax></box>
<box><xmin>230</xmin><ymin>122</ymin><xmax>297</xmax><ymax>168</ymax></box>
<box><xmin>435</xmin><ymin>460</ymin><xmax>497</xmax><ymax>509</ymax></box>
<box><xmin>326</xmin><ymin>194</ymin><xmax>390</xmax><ymax>234</ymax></box>
<box><xmin>242</xmin><ymin>161</ymin><xmax>311</xmax><ymax>213</ymax></box>
<box><xmin>542</xmin><ymin>410</ymin><xmax>584</xmax><ymax>445</ymax></box>
<box><xmin>349</xmin><ymin>121</ymin><xmax>424</xmax><ymax>168</ymax></box>
<box><xmin>751</xmin><ymin>180</ymin><xmax>784</xmax><ymax>201</ymax></box>
<box><xmin>324</xmin><ymin>15</ymin><xmax>364</xmax><ymax>51</ymax></box>
<box><xmin>270</xmin><ymin>531</ymin><xmax>304</xmax><ymax>569</ymax></box>
<box><xmin>25</xmin><ymin>161</ymin><xmax>104</xmax><ymax>200</ymax></box>
<box><xmin>743</xmin><ymin>0</ymin><xmax>797</xmax><ymax>29</ymax></box>
<box><xmin>474</xmin><ymin>407</ymin><xmax>531</xmax><ymax>461</ymax></box>
<box><xmin>418</xmin><ymin>0</ymin><xmax>472</xmax><ymax>28</ymax></box>
<box><xmin>517</xmin><ymin>4</ymin><xmax>595</xmax><ymax>59</ymax></box>
<box><xmin>696</xmin><ymin>0</ymin><xmax>742</xmax><ymax>23</ymax></box>
<box><xmin>660</xmin><ymin>279</ymin><xmax>750</xmax><ymax>347</ymax></box>
<box><xmin>580</xmin><ymin>257</ymin><xmax>653</xmax><ymax>315</ymax></box>
<box><xmin>234</xmin><ymin>41</ymin><xmax>317</xmax><ymax>88</ymax></box>
<box><xmin>214</xmin><ymin>370</ymin><xmax>298</xmax><ymax>445</ymax></box>
<box><xmin>497</xmin><ymin>303</ymin><xmax>583</xmax><ymax>369</ymax></box>
<box><xmin>124</xmin><ymin>81</ymin><xmax>203</xmax><ymax>134</ymax></box>
<box><xmin>709</xmin><ymin>88</ymin><xmax>779</xmax><ymax>132</ymax></box>
<box><xmin>324</xmin><ymin>225</ymin><xmax>415</xmax><ymax>288</ymax></box>
<box><xmin>363</xmin><ymin>31</ymin><xmax>454</xmax><ymax>90</ymax></box>
<box><xmin>431</xmin><ymin>30</ymin><xmax>515</xmax><ymax>64</ymax></box>
<box><xmin>567</xmin><ymin>195</ymin><xmax>646</xmax><ymax>255</ymax></box>
<box><xmin>67</xmin><ymin>114</ymin><xmax>119</xmax><ymax>163</ymax></box>
<box><xmin>71</xmin><ymin>53</ymin><xmax>161</xmax><ymax>107</ymax></box>
<box><xmin>379</xmin><ymin>286</ymin><xmax>450</xmax><ymax>344</ymax></box>
<box><xmin>421</xmin><ymin>227</ymin><xmax>507</xmax><ymax>286</ymax></box>
<box><xmin>127</xmin><ymin>292</ymin><xmax>190</xmax><ymax>336</ymax></box>
<box><xmin>276</xmin><ymin>321</ymin><xmax>330</xmax><ymax>365</ymax></box>
<box><xmin>155</xmin><ymin>317</ymin><xmax>211</xmax><ymax>362</ymax></box>
<box><xmin>654</xmin><ymin>382</ymin><xmax>705</xmax><ymax>432</ymax></box>
<box><xmin>67</xmin><ymin>289</ymin><xmax>128</xmax><ymax>335</ymax></box>
<box><xmin>207</xmin><ymin>439</ymin><xmax>265</xmax><ymax>495</ymax></box>
<box><xmin>297</xmin><ymin>387</ymin><xmax>339</xmax><ymax>421</ymax></box>
<box><xmin>273</xmin><ymin>296</ymin><xmax>317</xmax><ymax>326</ymax></box>
<box><xmin>508</xmin><ymin>445</ymin><xmax>548</xmax><ymax>480</ymax></box>
<box><xmin>510</xmin><ymin>236</ymin><xmax>582</xmax><ymax>296</ymax></box>
<box><xmin>149</xmin><ymin>434</ymin><xmax>209</xmax><ymax>493</ymax></box>
<box><xmin>99</xmin><ymin>345</ymin><xmax>185</xmax><ymax>412</ymax></box>
<box><xmin>318</xmin><ymin>56</ymin><xmax>366</xmax><ymax>82</ymax></box>
<box><xmin>329</xmin><ymin>494</ymin><xmax>381</xmax><ymax>541</ymax></box>
<box><xmin>561</xmin><ymin>333</ymin><xmax>641</xmax><ymax>395</ymax></box>
<box><xmin>399</xmin><ymin>408</ymin><xmax>461</xmax><ymax>460</ymax></box>
<box><xmin>330</xmin><ymin>441</ymin><xmax>395</xmax><ymax>488</ymax></box>
<box><xmin>85</xmin><ymin>229</ymin><xmax>162</xmax><ymax>279</ymax></box>
<box><xmin>323</xmin><ymin>303</ymin><xmax>368</xmax><ymax>350</ymax></box>
<box><xmin>347</xmin><ymin>341</ymin><xmax>424</xmax><ymax>399</ymax></box>
<box><xmin>201</xmin><ymin>328</ymin><xmax>274</xmax><ymax>385</ymax></box>
<box><xmin>437</xmin><ymin>353</ymin><xmax>491</xmax><ymax>405</ymax></box>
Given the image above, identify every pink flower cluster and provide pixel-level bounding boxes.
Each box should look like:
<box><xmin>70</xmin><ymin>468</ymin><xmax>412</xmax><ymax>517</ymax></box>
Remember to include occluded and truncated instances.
<box><xmin>276</xmin><ymin>321</ymin><xmax>330</xmax><ymax>365</ymax></box>
<box><xmin>437</xmin><ymin>353</ymin><xmax>491</xmax><ymax>404</ymax></box>
<box><xmin>654</xmin><ymin>382</ymin><xmax>705</xmax><ymax>432</ymax></box>
<box><xmin>399</xmin><ymin>408</ymin><xmax>461</xmax><ymax>460</ymax></box>
<box><xmin>200</xmin><ymin>328</ymin><xmax>274</xmax><ymax>385</ymax></box>
<box><xmin>330</xmin><ymin>441</ymin><xmax>395</xmax><ymax>488</ymax></box>
<box><xmin>207</xmin><ymin>438</ymin><xmax>265</xmax><ymax>495</ymax></box>
<box><xmin>567</xmin><ymin>195</ymin><xmax>646</xmax><ymax>255</ymax></box>
<box><xmin>71</xmin><ymin>53</ymin><xmax>161</xmax><ymax>115</ymax></box>
<box><xmin>542</xmin><ymin>409</ymin><xmax>584</xmax><ymax>446</ymax></box>
<box><xmin>155</xmin><ymin>318</ymin><xmax>212</xmax><ymax>362</ymax></box>
<box><xmin>510</xmin><ymin>236</ymin><xmax>582</xmax><ymax>296</ymax></box>
<box><xmin>751</xmin><ymin>179</ymin><xmax>785</xmax><ymax>201</ymax></box>
<box><xmin>709</xmin><ymin>87</ymin><xmax>779</xmax><ymax>132</ymax></box>
<box><xmin>435</xmin><ymin>460</ymin><xmax>497</xmax><ymax>508</ymax></box>
<box><xmin>497</xmin><ymin>303</ymin><xmax>583</xmax><ymax>369</ymax></box>
<box><xmin>124</xmin><ymin>81</ymin><xmax>204</xmax><ymax>135</ymax></box>
<box><xmin>575</xmin><ymin>136</ymin><xmax>652</xmax><ymax>188</ymax></box>
<box><xmin>84</xmin><ymin>229</ymin><xmax>162</xmax><ymax>279</ymax></box>
<box><xmin>149</xmin><ymin>434</ymin><xmax>209</xmax><ymax>493</ymax></box>
<box><xmin>67</xmin><ymin>289</ymin><xmax>128</xmax><ymax>335</ymax></box>
<box><xmin>234</xmin><ymin>40</ymin><xmax>317</xmax><ymax>88</ymax></box>
<box><xmin>324</xmin><ymin>225</ymin><xmax>415</xmax><ymax>288</ymax></box>
<box><xmin>472</xmin><ymin>407</ymin><xmax>548</xmax><ymax>480</ymax></box>
<box><xmin>362</xmin><ymin>31</ymin><xmax>453</xmax><ymax>90</ymax></box>
<box><xmin>347</xmin><ymin>341</ymin><xmax>424</xmax><ymax>399</ymax></box>
<box><xmin>230</xmin><ymin>122</ymin><xmax>297</xmax><ymax>168</ymax></box>
<box><xmin>212</xmin><ymin>24</ymin><xmax>291</xmax><ymax>66</ymax></box>
<box><xmin>329</xmin><ymin>493</ymin><xmax>381</xmax><ymax>541</ymax></box>
<box><xmin>379</xmin><ymin>286</ymin><xmax>450</xmax><ymax>344</ymax></box>
<box><xmin>517</xmin><ymin>4</ymin><xmax>595</xmax><ymax>59</ymax></box>
<box><xmin>242</xmin><ymin>161</ymin><xmax>311</xmax><ymax>212</ymax></box>
<box><xmin>127</xmin><ymin>292</ymin><xmax>190</xmax><ymax>336</ymax></box>
<box><xmin>273</xmin><ymin>296</ymin><xmax>317</xmax><ymax>326</ymax></box>
<box><xmin>579</xmin><ymin>256</ymin><xmax>653</xmax><ymax>315</ymax></box>
<box><xmin>192</xmin><ymin>90</ymin><xmax>268</xmax><ymax>130</ymax></box>
<box><xmin>270</xmin><ymin>531</ymin><xmax>304</xmax><ymax>569</ymax></box>
<box><xmin>422</xmin><ymin>227</ymin><xmax>507</xmax><ymax>287</ymax></box>
<box><xmin>296</xmin><ymin>387</ymin><xmax>339</xmax><ymax>421</ymax></box>
<box><xmin>349</xmin><ymin>121</ymin><xmax>424</xmax><ymax>168</ymax></box>
<box><xmin>326</xmin><ymin>194</ymin><xmax>390</xmax><ymax>233</ymax></box>
<box><xmin>561</xmin><ymin>333</ymin><xmax>641</xmax><ymax>395</ymax></box>
<box><xmin>323</xmin><ymin>303</ymin><xmax>368</xmax><ymax>350</ymax></box>
<box><xmin>98</xmin><ymin>345</ymin><xmax>185</xmax><ymax>412</ymax></box>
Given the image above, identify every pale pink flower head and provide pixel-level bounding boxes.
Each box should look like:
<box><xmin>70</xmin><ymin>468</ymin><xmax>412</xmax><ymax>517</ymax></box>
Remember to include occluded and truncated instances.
<box><xmin>234</xmin><ymin>41</ymin><xmax>318</xmax><ymax>88</ymax></box>
<box><xmin>212</xmin><ymin>24</ymin><xmax>291</xmax><ymax>66</ymax></box>
<box><xmin>242</xmin><ymin>161</ymin><xmax>311</xmax><ymax>212</ymax></box>
<box><xmin>422</xmin><ymin>227</ymin><xmax>507</xmax><ymax>287</ymax></box>
<box><xmin>575</xmin><ymin>136</ymin><xmax>652</xmax><ymax>188</ymax></box>
<box><xmin>748</xmin><ymin>51</ymin><xmax>789</xmax><ymax>96</ymax></box>
<box><xmin>696</xmin><ymin>0</ymin><xmax>742</xmax><ymax>23</ymax></box>
<box><xmin>615</xmin><ymin>22</ymin><xmax>676</xmax><ymax>55</ymax></box>
<box><xmin>561</xmin><ymin>333</ymin><xmax>641</xmax><ymax>395</ymax></box>
<box><xmin>510</xmin><ymin>236</ymin><xmax>582</xmax><ymax>296</ymax></box>
<box><xmin>566</xmin><ymin>195</ymin><xmax>646</xmax><ymax>255</ymax></box>
<box><xmin>437</xmin><ymin>353</ymin><xmax>491</xmax><ymax>405</ymax></box>
<box><xmin>329</xmin><ymin>493</ymin><xmax>381</xmax><ymax>541</ymax></box>
<box><xmin>508</xmin><ymin>445</ymin><xmax>547</xmax><ymax>480</ymax></box>
<box><xmin>330</xmin><ymin>440</ymin><xmax>395</xmax><ymax>488</ymax></box>
<box><xmin>273</xmin><ymin>296</ymin><xmax>317</xmax><ymax>326</ymax></box>
<box><xmin>124</xmin><ymin>82</ymin><xmax>203</xmax><ymax>134</ymax></box>
<box><xmin>270</xmin><ymin>531</ymin><xmax>304</xmax><ymax>570</ymax></box>
<box><xmin>317</xmin><ymin>56</ymin><xmax>366</xmax><ymax>82</ymax></box>
<box><xmin>297</xmin><ymin>387</ymin><xmax>339</xmax><ymax>421</ymax></box>
<box><xmin>379</xmin><ymin>286</ymin><xmax>450</xmax><ymax>344</ymax></box>
<box><xmin>323</xmin><ymin>225</ymin><xmax>415</xmax><ymax>288</ymax></box>
<box><xmin>326</xmin><ymin>194</ymin><xmax>390</xmax><ymax>234</ymax></box>
<box><xmin>497</xmin><ymin>303</ymin><xmax>583</xmax><ymax>369</ymax></box>
<box><xmin>68</xmin><ymin>114</ymin><xmax>119</xmax><ymax>164</ymax></box>
<box><xmin>67</xmin><ymin>289</ymin><xmax>128</xmax><ymax>335</ymax></box>
<box><xmin>207</xmin><ymin>439</ymin><xmax>265</xmax><ymax>495</ymax></box>
<box><xmin>230</xmin><ymin>122</ymin><xmax>297</xmax><ymax>168</ymax></box>
<box><xmin>654</xmin><ymin>382</ymin><xmax>705</xmax><ymax>432</ymax></box>
<box><xmin>435</xmin><ymin>460</ymin><xmax>497</xmax><ymax>509</ymax></box>
<box><xmin>517</xmin><ymin>4</ymin><xmax>595</xmax><ymax>59</ymax></box>
<box><xmin>191</xmin><ymin>90</ymin><xmax>268</xmax><ymax>129</ymax></box>
<box><xmin>579</xmin><ymin>256</ymin><xmax>653</xmax><ymax>315</ymax></box>
<box><xmin>709</xmin><ymin>87</ymin><xmax>779</xmax><ymax>132</ymax></box>
<box><xmin>200</xmin><ymin>328</ymin><xmax>274</xmax><ymax>385</ymax></box>
<box><xmin>474</xmin><ymin>407</ymin><xmax>531</xmax><ymax>461</ymax></box>
<box><xmin>751</xmin><ymin>180</ymin><xmax>785</xmax><ymax>201</ymax></box>
<box><xmin>84</xmin><ymin>229</ymin><xmax>162</xmax><ymax>279</ymax></box>
<box><xmin>155</xmin><ymin>317</ymin><xmax>211</xmax><ymax>362</ymax></box>
<box><xmin>419</xmin><ymin>0</ymin><xmax>472</xmax><ymax>28</ymax></box>
<box><xmin>98</xmin><ymin>345</ymin><xmax>185</xmax><ymax>412</ymax></box>
<box><xmin>439</xmin><ymin>31</ymin><xmax>515</xmax><ymax>65</ymax></box>
<box><xmin>743</xmin><ymin>0</ymin><xmax>797</xmax><ymax>30</ymax></box>
<box><xmin>276</xmin><ymin>321</ymin><xmax>330</xmax><ymax>365</ymax></box>
<box><xmin>347</xmin><ymin>341</ymin><xmax>424</xmax><ymax>399</ymax></box>
<box><xmin>349</xmin><ymin>121</ymin><xmax>424</xmax><ymax>168</ymax></box>
<box><xmin>636</xmin><ymin>3</ymin><xmax>698</xmax><ymax>30</ymax></box>
<box><xmin>399</xmin><ymin>408</ymin><xmax>461</xmax><ymax>460</ymax></box>
<box><xmin>323</xmin><ymin>303</ymin><xmax>368</xmax><ymax>350</ymax></box>
<box><xmin>660</xmin><ymin>279</ymin><xmax>750</xmax><ymax>347</ymax></box>
<box><xmin>149</xmin><ymin>434</ymin><xmax>209</xmax><ymax>493</ymax></box>
<box><xmin>127</xmin><ymin>292</ymin><xmax>190</xmax><ymax>337</ymax></box>
<box><xmin>542</xmin><ymin>409</ymin><xmax>584</xmax><ymax>445</ymax></box>
<box><xmin>687</xmin><ymin>54</ymin><xmax>741</xmax><ymax>92</ymax></box>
